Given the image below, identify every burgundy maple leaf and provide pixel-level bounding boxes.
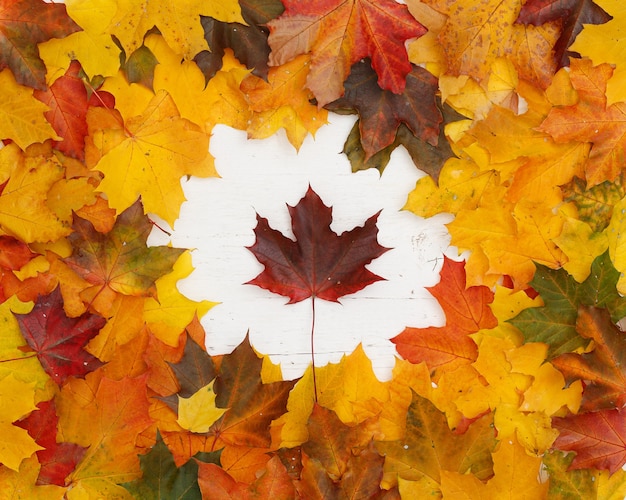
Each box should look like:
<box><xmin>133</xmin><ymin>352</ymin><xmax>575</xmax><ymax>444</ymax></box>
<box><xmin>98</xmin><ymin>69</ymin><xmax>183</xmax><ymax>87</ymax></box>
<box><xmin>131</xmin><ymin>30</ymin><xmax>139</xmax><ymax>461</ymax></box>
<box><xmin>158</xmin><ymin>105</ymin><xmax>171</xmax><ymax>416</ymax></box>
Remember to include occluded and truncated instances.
<box><xmin>246</xmin><ymin>186</ymin><xmax>389</xmax><ymax>303</ymax></box>
<box><xmin>246</xmin><ymin>186</ymin><xmax>389</xmax><ymax>398</ymax></box>
<box><xmin>14</xmin><ymin>287</ymin><xmax>105</xmax><ymax>384</ymax></box>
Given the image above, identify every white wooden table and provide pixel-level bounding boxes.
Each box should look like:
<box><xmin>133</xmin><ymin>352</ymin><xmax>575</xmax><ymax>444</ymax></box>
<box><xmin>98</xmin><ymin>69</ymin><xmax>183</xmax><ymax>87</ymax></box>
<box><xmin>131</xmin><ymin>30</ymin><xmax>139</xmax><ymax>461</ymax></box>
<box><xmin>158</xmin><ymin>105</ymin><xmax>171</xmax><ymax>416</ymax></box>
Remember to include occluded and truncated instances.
<box><xmin>148</xmin><ymin>114</ymin><xmax>456</xmax><ymax>381</ymax></box>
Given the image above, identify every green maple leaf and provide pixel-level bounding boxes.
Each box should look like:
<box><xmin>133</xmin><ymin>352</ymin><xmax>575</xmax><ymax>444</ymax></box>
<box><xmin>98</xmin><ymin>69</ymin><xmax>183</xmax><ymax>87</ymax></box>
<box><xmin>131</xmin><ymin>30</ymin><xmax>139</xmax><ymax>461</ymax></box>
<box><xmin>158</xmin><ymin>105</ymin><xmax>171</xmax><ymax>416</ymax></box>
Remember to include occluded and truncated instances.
<box><xmin>64</xmin><ymin>198</ymin><xmax>184</xmax><ymax>298</ymax></box>
<box><xmin>510</xmin><ymin>251</ymin><xmax>626</xmax><ymax>358</ymax></box>
<box><xmin>122</xmin><ymin>431</ymin><xmax>201</xmax><ymax>500</ymax></box>
<box><xmin>543</xmin><ymin>450</ymin><xmax>597</xmax><ymax>499</ymax></box>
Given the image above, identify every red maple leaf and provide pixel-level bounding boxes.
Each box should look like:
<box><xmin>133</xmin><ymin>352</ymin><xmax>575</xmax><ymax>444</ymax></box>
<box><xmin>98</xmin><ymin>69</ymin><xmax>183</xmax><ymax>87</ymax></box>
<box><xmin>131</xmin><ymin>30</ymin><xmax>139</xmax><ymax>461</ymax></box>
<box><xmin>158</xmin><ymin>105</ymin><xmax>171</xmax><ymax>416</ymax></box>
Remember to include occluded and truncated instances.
<box><xmin>552</xmin><ymin>407</ymin><xmax>626</xmax><ymax>474</ymax></box>
<box><xmin>16</xmin><ymin>400</ymin><xmax>87</xmax><ymax>486</ymax></box>
<box><xmin>267</xmin><ymin>0</ymin><xmax>426</xmax><ymax>106</ymax></box>
<box><xmin>33</xmin><ymin>61</ymin><xmax>89</xmax><ymax>161</ymax></box>
<box><xmin>246</xmin><ymin>186</ymin><xmax>389</xmax><ymax>303</ymax></box>
<box><xmin>14</xmin><ymin>287</ymin><xmax>105</xmax><ymax>384</ymax></box>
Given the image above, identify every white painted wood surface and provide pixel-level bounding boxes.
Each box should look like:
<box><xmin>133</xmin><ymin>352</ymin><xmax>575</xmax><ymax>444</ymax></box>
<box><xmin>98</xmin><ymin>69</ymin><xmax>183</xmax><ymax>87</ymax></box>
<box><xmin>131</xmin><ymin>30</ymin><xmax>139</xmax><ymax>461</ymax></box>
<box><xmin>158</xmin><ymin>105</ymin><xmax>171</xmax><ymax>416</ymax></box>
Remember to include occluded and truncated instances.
<box><xmin>148</xmin><ymin>114</ymin><xmax>456</xmax><ymax>381</ymax></box>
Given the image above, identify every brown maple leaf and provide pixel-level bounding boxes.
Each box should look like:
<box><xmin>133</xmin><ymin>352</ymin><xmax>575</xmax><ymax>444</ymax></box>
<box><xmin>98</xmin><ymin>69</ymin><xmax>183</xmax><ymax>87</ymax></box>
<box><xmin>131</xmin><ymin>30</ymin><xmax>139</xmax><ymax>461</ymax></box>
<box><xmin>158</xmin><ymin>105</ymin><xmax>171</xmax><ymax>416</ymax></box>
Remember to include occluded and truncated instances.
<box><xmin>246</xmin><ymin>186</ymin><xmax>389</xmax><ymax>304</ymax></box>
<box><xmin>326</xmin><ymin>59</ymin><xmax>442</xmax><ymax>163</ymax></box>
<box><xmin>267</xmin><ymin>0</ymin><xmax>426</xmax><ymax>107</ymax></box>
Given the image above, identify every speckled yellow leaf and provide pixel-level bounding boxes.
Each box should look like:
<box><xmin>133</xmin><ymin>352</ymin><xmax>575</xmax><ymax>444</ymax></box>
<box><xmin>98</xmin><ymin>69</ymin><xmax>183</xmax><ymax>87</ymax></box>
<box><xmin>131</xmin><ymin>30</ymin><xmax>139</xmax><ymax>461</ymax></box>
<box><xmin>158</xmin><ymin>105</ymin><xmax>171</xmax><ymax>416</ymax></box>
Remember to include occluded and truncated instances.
<box><xmin>0</xmin><ymin>70</ymin><xmax>60</xmax><ymax>150</ymax></box>
<box><xmin>177</xmin><ymin>381</ymin><xmax>227</xmax><ymax>433</ymax></box>
<box><xmin>88</xmin><ymin>90</ymin><xmax>216</xmax><ymax>225</ymax></box>
<box><xmin>0</xmin><ymin>145</ymin><xmax>69</xmax><ymax>243</ymax></box>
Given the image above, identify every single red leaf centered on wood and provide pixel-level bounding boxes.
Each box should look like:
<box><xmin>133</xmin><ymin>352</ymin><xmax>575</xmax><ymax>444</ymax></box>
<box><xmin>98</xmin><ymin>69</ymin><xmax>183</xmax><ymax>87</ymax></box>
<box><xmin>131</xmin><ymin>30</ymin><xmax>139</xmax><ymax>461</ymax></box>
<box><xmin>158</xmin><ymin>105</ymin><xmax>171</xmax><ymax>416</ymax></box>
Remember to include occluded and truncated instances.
<box><xmin>14</xmin><ymin>287</ymin><xmax>105</xmax><ymax>384</ymax></box>
<box><xmin>267</xmin><ymin>0</ymin><xmax>426</xmax><ymax>106</ymax></box>
<box><xmin>246</xmin><ymin>186</ymin><xmax>390</xmax><ymax>304</ymax></box>
<box><xmin>392</xmin><ymin>257</ymin><xmax>497</xmax><ymax>371</ymax></box>
<box><xmin>553</xmin><ymin>407</ymin><xmax>626</xmax><ymax>474</ymax></box>
<box><xmin>16</xmin><ymin>400</ymin><xmax>87</xmax><ymax>486</ymax></box>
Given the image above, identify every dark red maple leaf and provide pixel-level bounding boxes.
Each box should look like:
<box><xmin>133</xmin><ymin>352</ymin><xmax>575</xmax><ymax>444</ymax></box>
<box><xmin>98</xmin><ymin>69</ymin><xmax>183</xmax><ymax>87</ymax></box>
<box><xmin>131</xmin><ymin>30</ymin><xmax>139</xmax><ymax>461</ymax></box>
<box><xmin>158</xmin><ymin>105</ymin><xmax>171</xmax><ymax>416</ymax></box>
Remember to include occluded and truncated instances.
<box><xmin>14</xmin><ymin>287</ymin><xmax>105</xmax><ymax>384</ymax></box>
<box><xmin>0</xmin><ymin>0</ymin><xmax>81</xmax><ymax>89</ymax></box>
<box><xmin>246</xmin><ymin>186</ymin><xmax>389</xmax><ymax>304</ymax></box>
<box><xmin>516</xmin><ymin>0</ymin><xmax>612</xmax><ymax>68</ymax></box>
<box><xmin>326</xmin><ymin>59</ymin><xmax>442</xmax><ymax>162</ymax></box>
<box><xmin>16</xmin><ymin>400</ymin><xmax>87</xmax><ymax>486</ymax></box>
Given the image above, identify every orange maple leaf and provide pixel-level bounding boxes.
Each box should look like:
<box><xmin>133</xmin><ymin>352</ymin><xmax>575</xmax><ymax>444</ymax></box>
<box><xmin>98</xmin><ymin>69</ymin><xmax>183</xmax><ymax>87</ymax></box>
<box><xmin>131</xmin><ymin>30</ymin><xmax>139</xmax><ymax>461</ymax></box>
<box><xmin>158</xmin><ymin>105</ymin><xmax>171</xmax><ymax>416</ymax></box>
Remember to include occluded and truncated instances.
<box><xmin>267</xmin><ymin>0</ymin><xmax>426</xmax><ymax>106</ymax></box>
<box><xmin>392</xmin><ymin>257</ymin><xmax>498</xmax><ymax>377</ymax></box>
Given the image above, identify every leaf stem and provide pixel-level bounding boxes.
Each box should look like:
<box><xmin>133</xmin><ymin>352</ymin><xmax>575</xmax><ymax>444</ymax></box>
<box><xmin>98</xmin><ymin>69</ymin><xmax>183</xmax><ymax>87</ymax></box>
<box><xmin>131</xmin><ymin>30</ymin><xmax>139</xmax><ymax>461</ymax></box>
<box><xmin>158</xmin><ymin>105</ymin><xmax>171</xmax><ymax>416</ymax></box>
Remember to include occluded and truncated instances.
<box><xmin>311</xmin><ymin>294</ymin><xmax>318</xmax><ymax>402</ymax></box>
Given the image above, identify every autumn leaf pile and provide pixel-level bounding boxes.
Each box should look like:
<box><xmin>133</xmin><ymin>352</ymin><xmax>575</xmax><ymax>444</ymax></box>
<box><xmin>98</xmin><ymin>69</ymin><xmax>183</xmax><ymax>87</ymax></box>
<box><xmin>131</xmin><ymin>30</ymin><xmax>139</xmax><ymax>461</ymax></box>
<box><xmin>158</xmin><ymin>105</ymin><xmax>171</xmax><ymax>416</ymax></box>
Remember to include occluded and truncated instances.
<box><xmin>3</xmin><ymin>0</ymin><xmax>626</xmax><ymax>497</ymax></box>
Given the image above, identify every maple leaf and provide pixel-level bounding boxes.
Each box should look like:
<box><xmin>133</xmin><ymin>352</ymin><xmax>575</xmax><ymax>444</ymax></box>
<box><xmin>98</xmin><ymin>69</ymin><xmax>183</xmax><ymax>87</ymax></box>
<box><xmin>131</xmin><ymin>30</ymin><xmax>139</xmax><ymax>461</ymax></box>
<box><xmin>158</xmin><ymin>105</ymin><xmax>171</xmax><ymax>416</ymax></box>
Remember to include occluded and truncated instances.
<box><xmin>538</xmin><ymin>58</ymin><xmax>626</xmax><ymax>186</ymax></box>
<box><xmin>562</xmin><ymin>173</ymin><xmax>626</xmax><ymax>233</ymax></box>
<box><xmin>516</xmin><ymin>0</ymin><xmax>612</xmax><ymax>68</ymax></box>
<box><xmin>86</xmin><ymin>89</ymin><xmax>216</xmax><ymax>225</ymax></box>
<box><xmin>0</xmin><ymin>0</ymin><xmax>81</xmax><ymax>90</ymax></box>
<box><xmin>510</xmin><ymin>251</ymin><xmax>626</xmax><ymax>357</ymax></box>
<box><xmin>64</xmin><ymin>199</ymin><xmax>185</xmax><ymax>306</ymax></box>
<box><xmin>15</xmin><ymin>400</ymin><xmax>87</xmax><ymax>486</ymax></box>
<box><xmin>439</xmin><ymin>437</ymin><xmax>549</xmax><ymax>499</ymax></box>
<box><xmin>552</xmin><ymin>407</ymin><xmax>626</xmax><ymax>474</ymax></box>
<box><xmin>326</xmin><ymin>59</ymin><xmax>442</xmax><ymax>162</ymax></box>
<box><xmin>14</xmin><ymin>287</ymin><xmax>105</xmax><ymax>385</ymax></box>
<box><xmin>267</xmin><ymin>0</ymin><xmax>427</xmax><ymax>107</ymax></box>
<box><xmin>568</xmin><ymin>0</ymin><xmax>626</xmax><ymax>105</ymax></box>
<box><xmin>122</xmin><ymin>430</ymin><xmax>202</xmax><ymax>499</ymax></box>
<box><xmin>197</xmin><ymin>0</ymin><xmax>285</xmax><ymax>81</ymax></box>
<box><xmin>211</xmin><ymin>336</ymin><xmax>296</xmax><ymax>449</ymax></box>
<box><xmin>241</xmin><ymin>54</ymin><xmax>328</xmax><ymax>150</ymax></box>
<box><xmin>58</xmin><ymin>375</ymin><xmax>153</xmax><ymax>488</ymax></box>
<box><xmin>542</xmin><ymin>450</ymin><xmax>598</xmax><ymax>498</ymax></box>
<box><xmin>0</xmin><ymin>373</ymin><xmax>43</xmax><ymax>472</ymax></box>
<box><xmin>0</xmin><ymin>69</ymin><xmax>61</xmax><ymax>150</ymax></box>
<box><xmin>376</xmin><ymin>391</ymin><xmax>496</xmax><ymax>493</ymax></box>
<box><xmin>427</xmin><ymin>0</ymin><xmax>559</xmax><ymax>88</ymax></box>
<box><xmin>392</xmin><ymin>257</ymin><xmax>497</xmax><ymax>377</ymax></box>
<box><xmin>247</xmin><ymin>186</ymin><xmax>389</xmax><ymax>304</ymax></box>
<box><xmin>552</xmin><ymin>306</ymin><xmax>626</xmax><ymax>411</ymax></box>
<box><xmin>33</xmin><ymin>61</ymin><xmax>89</xmax><ymax>161</ymax></box>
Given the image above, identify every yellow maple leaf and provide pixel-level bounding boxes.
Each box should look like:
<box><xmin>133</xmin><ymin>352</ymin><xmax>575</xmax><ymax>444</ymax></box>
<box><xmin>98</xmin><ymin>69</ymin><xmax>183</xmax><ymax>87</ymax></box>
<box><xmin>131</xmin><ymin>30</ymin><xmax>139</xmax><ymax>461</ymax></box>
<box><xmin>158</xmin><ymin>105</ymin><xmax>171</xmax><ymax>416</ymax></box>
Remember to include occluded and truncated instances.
<box><xmin>0</xmin><ymin>144</ymin><xmax>69</xmax><ymax>243</ymax></box>
<box><xmin>67</xmin><ymin>0</ymin><xmax>244</xmax><ymax>62</ymax></box>
<box><xmin>440</xmin><ymin>437</ymin><xmax>548</xmax><ymax>499</ymax></box>
<box><xmin>144</xmin><ymin>251</ymin><xmax>216</xmax><ymax>346</ymax></box>
<box><xmin>553</xmin><ymin>215</ymin><xmax>609</xmax><ymax>282</ymax></box>
<box><xmin>0</xmin><ymin>455</ymin><xmax>66</xmax><ymax>500</ymax></box>
<box><xmin>0</xmin><ymin>374</ymin><xmax>43</xmax><ymax>471</ymax></box>
<box><xmin>241</xmin><ymin>55</ymin><xmax>329</xmax><ymax>150</ymax></box>
<box><xmin>278</xmin><ymin>345</ymin><xmax>389</xmax><ymax>448</ymax></box>
<box><xmin>87</xmin><ymin>90</ymin><xmax>216</xmax><ymax>225</ymax></box>
<box><xmin>146</xmin><ymin>35</ymin><xmax>252</xmax><ymax>133</ymax></box>
<box><xmin>177</xmin><ymin>381</ymin><xmax>227</xmax><ymax>433</ymax></box>
<box><xmin>607</xmin><ymin>196</ymin><xmax>626</xmax><ymax>294</ymax></box>
<box><xmin>427</xmin><ymin>0</ymin><xmax>558</xmax><ymax>89</ymax></box>
<box><xmin>0</xmin><ymin>70</ymin><xmax>60</xmax><ymax>150</ymax></box>
<box><xmin>569</xmin><ymin>0</ymin><xmax>626</xmax><ymax>105</ymax></box>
